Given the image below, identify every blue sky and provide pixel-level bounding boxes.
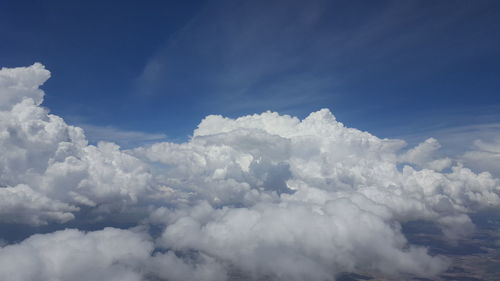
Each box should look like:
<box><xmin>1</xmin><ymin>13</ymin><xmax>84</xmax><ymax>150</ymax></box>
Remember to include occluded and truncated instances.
<box><xmin>1</xmin><ymin>0</ymin><xmax>499</xmax><ymax>147</ymax></box>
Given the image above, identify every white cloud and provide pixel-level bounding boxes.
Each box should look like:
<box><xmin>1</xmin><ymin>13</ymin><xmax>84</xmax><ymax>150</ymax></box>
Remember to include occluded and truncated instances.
<box><xmin>0</xmin><ymin>184</ymin><xmax>77</xmax><ymax>225</ymax></box>
<box><xmin>0</xmin><ymin>64</ymin><xmax>499</xmax><ymax>280</ymax></box>
<box><xmin>0</xmin><ymin>228</ymin><xmax>151</xmax><ymax>281</ymax></box>
<box><xmin>0</xmin><ymin>63</ymin><xmax>49</xmax><ymax>110</ymax></box>
<box><xmin>400</xmin><ymin>137</ymin><xmax>452</xmax><ymax>171</ymax></box>
<box><xmin>79</xmin><ymin>123</ymin><xmax>167</xmax><ymax>148</ymax></box>
<box><xmin>0</xmin><ymin>227</ymin><xmax>227</xmax><ymax>281</ymax></box>
<box><xmin>159</xmin><ymin>201</ymin><xmax>448</xmax><ymax>280</ymax></box>
<box><xmin>462</xmin><ymin>138</ymin><xmax>500</xmax><ymax>178</ymax></box>
<box><xmin>0</xmin><ymin>64</ymin><xmax>154</xmax><ymax>225</ymax></box>
<box><xmin>401</xmin><ymin>122</ymin><xmax>500</xmax><ymax>177</ymax></box>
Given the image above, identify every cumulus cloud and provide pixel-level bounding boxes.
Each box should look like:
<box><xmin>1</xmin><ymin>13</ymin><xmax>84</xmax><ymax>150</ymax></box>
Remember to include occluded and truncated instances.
<box><xmin>0</xmin><ymin>64</ymin><xmax>499</xmax><ymax>280</ymax></box>
<box><xmin>0</xmin><ymin>227</ymin><xmax>225</xmax><ymax>281</ymax></box>
<box><xmin>0</xmin><ymin>65</ymin><xmax>154</xmax><ymax>225</ymax></box>
<box><xmin>0</xmin><ymin>184</ymin><xmax>77</xmax><ymax>225</ymax></box>
<box><xmin>0</xmin><ymin>228</ymin><xmax>151</xmax><ymax>281</ymax></box>
<box><xmin>158</xmin><ymin>201</ymin><xmax>448</xmax><ymax>280</ymax></box>
<box><xmin>462</xmin><ymin>138</ymin><xmax>500</xmax><ymax>177</ymax></box>
<box><xmin>400</xmin><ymin>137</ymin><xmax>452</xmax><ymax>171</ymax></box>
<box><xmin>0</xmin><ymin>63</ymin><xmax>49</xmax><ymax>110</ymax></box>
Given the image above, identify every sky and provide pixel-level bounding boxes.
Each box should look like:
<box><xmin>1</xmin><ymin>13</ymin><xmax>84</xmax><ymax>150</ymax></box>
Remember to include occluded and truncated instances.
<box><xmin>1</xmin><ymin>1</ymin><xmax>500</xmax><ymax>280</ymax></box>
<box><xmin>1</xmin><ymin>0</ymin><xmax>499</xmax><ymax>146</ymax></box>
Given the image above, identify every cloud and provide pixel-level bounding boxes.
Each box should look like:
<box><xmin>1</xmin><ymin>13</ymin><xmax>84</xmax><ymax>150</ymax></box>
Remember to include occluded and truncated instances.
<box><xmin>159</xmin><ymin>201</ymin><xmax>448</xmax><ymax>280</ymax></box>
<box><xmin>462</xmin><ymin>138</ymin><xmax>500</xmax><ymax>177</ymax></box>
<box><xmin>0</xmin><ymin>228</ymin><xmax>152</xmax><ymax>281</ymax></box>
<box><xmin>400</xmin><ymin>122</ymin><xmax>500</xmax><ymax>177</ymax></box>
<box><xmin>0</xmin><ymin>227</ymin><xmax>225</xmax><ymax>281</ymax></box>
<box><xmin>0</xmin><ymin>64</ymin><xmax>154</xmax><ymax>225</ymax></box>
<box><xmin>400</xmin><ymin>137</ymin><xmax>452</xmax><ymax>171</ymax></box>
<box><xmin>0</xmin><ymin>63</ymin><xmax>499</xmax><ymax>280</ymax></box>
<box><xmin>0</xmin><ymin>184</ymin><xmax>77</xmax><ymax>225</ymax></box>
<box><xmin>0</xmin><ymin>63</ymin><xmax>49</xmax><ymax>110</ymax></box>
<box><xmin>134</xmin><ymin>0</ymin><xmax>497</xmax><ymax>117</ymax></box>
<box><xmin>134</xmin><ymin>0</ymin><xmax>338</xmax><ymax>111</ymax></box>
<box><xmin>79</xmin><ymin>124</ymin><xmax>167</xmax><ymax>148</ymax></box>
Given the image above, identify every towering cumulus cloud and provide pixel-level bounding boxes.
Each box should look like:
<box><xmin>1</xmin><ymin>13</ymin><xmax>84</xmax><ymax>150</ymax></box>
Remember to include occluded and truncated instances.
<box><xmin>0</xmin><ymin>64</ymin><xmax>499</xmax><ymax>280</ymax></box>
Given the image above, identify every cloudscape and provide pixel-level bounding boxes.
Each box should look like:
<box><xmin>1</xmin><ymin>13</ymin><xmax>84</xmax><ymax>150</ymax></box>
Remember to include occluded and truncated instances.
<box><xmin>0</xmin><ymin>63</ymin><xmax>499</xmax><ymax>280</ymax></box>
<box><xmin>1</xmin><ymin>1</ymin><xmax>500</xmax><ymax>281</ymax></box>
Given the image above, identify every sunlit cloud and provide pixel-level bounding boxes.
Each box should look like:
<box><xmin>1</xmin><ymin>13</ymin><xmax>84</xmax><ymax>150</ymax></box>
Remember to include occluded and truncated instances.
<box><xmin>0</xmin><ymin>64</ymin><xmax>499</xmax><ymax>280</ymax></box>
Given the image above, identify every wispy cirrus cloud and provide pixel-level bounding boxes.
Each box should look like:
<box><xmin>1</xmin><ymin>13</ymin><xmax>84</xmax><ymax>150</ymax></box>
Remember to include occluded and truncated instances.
<box><xmin>134</xmin><ymin>0</ymin><xmax>499</xmax><ymax>119</ymax></box>
<box><xmin>79</xmin><ymin>124</ymin><xmax>167</xmax><ymax>148</ymax></box>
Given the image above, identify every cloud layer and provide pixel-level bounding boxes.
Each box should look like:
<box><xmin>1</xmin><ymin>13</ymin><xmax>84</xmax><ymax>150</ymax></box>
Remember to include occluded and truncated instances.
<box><xmin>0</xmin><ymin>64</ymin><xmax>499</xmax><ymax>280</ymax></box>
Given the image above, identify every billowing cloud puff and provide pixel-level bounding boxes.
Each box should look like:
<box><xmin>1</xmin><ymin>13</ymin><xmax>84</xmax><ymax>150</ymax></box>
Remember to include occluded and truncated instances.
<box><xmin>0</xmin><ymin>63</ymin><xmax>48</xmax><ymax>110</ymax></box>
<box><xmin>0</xmin><ymin>64</ymin><xmax>499</xmax><ymax>280</ymax></box>
<box><xmin>400</xmin><ymin>137</ymin><xmax>452</xmax><ymax>171</ymax></box>
<box><xmin>158</xmin><ymin>201</ymin><xmax>448</xmax><ymax>280</ymax></box>
<box><xmin>0</xmin><ymin>64</ymin><xmax>154</xmax><ymax>225</ymax></box>
<box><xmin>0</xmin><ymin>228</ymin><xmax>151</xmax><ymax>281</ymax></box>
<box><xmin>0</xmin><ymin>184</ymin><xmax>77</xmax><ymax>225</ymax></box>
<box><xmin>0</xmin><ymin>227</ymin><xmax>226</xmax><ymax>281</ymax></box>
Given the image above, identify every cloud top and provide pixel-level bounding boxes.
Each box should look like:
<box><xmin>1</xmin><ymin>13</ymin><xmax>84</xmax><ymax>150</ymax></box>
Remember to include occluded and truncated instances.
<box><xmin>0</xmin><ymin>63</ymin><xmax>49</xmax><ymax>110</ymax></box>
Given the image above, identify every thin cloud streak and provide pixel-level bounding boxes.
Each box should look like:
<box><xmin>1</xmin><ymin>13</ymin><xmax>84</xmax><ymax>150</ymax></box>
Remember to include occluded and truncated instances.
<box><xmin>79</xmin><ymin>124</ymin><xmax>167</xmax><ymax>148</ymax></box>
<box><xmin>134</xmin><ymin>0</ymin><xmax>498</xmax><ymax>117</ymax></box>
